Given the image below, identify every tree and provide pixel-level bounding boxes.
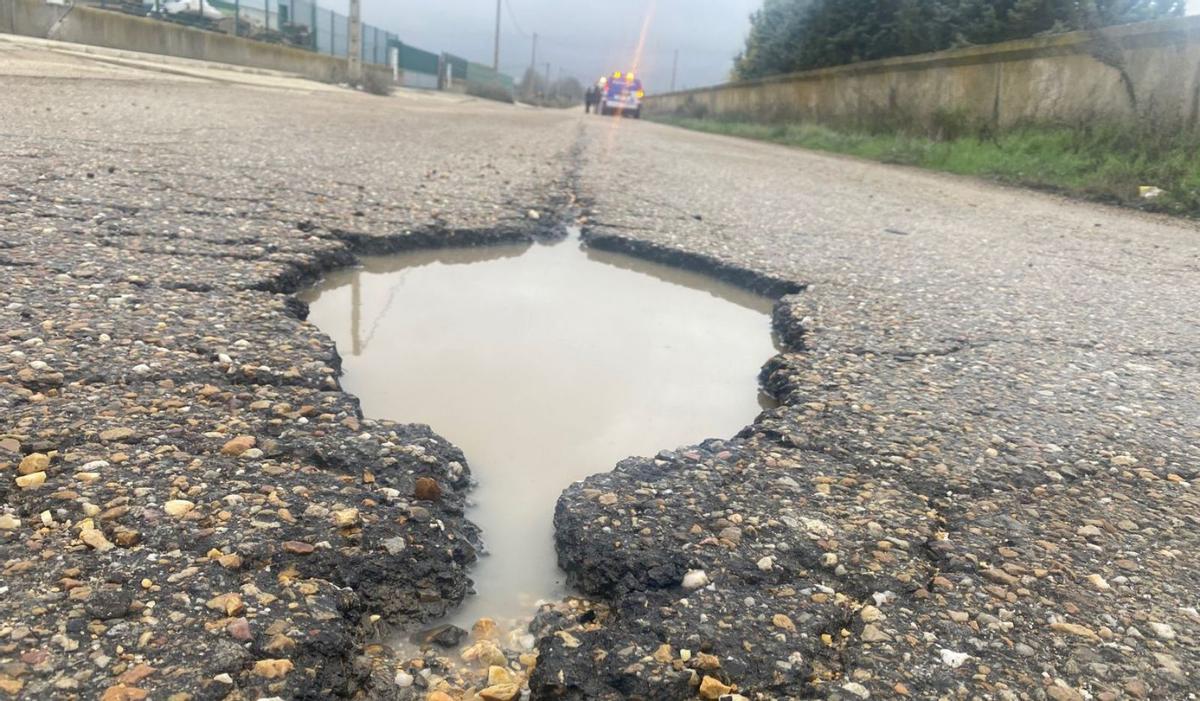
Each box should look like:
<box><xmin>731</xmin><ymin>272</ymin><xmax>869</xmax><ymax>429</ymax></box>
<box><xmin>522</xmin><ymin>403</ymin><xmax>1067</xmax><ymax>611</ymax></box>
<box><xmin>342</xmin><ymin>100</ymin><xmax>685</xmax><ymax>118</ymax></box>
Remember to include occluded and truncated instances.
<box><xmin>733</xmin><ymin>0</ymin><xmax>1184</xmax><ymax>80</ymax></box>
<box><xmin>518</xmin><ymin>67</ymin><xmax>549</xmax><ymax>99</ymax></box>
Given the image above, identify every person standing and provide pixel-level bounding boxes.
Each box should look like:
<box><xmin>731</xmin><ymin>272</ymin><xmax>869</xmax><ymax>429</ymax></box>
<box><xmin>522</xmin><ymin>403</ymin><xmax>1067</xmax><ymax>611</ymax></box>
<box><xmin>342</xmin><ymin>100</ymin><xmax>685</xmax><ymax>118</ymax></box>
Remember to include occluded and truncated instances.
<box><xmin>584</xmin><ymin>86</ymin><xmax>595</xmax><ymax>114</ymax></box>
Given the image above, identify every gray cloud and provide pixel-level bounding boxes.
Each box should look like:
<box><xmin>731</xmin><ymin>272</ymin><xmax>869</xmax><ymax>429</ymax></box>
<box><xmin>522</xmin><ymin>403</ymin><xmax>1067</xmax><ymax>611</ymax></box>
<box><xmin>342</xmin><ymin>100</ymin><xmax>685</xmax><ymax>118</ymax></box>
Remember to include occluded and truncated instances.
<box><xmin>343</xmin><ymin>0</ymin><xmax>759</xmax><ymax>91</ymax></box>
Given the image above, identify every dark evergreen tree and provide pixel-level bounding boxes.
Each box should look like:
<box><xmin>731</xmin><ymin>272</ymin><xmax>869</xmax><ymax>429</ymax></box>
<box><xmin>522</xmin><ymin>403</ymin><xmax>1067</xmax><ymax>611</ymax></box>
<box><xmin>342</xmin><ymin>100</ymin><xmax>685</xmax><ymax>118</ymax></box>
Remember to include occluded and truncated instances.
<box><xmin>733</xmin><ymin>0</ymin><xmax>1184</xmax><ymax>80</ymax></box>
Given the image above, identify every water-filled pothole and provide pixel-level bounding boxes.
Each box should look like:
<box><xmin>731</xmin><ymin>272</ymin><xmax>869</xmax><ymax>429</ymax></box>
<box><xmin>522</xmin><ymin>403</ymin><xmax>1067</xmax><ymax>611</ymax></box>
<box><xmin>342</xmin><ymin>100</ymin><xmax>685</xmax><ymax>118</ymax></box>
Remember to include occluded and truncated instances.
<box><xmin>302</xmin><ymin>231</ymin><xmax>776</xmax><ymax>636</ymax></box>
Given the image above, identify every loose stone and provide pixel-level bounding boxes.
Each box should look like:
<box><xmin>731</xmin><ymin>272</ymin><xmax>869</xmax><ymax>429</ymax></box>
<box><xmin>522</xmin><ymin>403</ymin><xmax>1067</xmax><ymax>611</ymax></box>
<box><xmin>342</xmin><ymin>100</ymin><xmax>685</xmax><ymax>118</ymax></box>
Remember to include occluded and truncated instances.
<box><xmin>699</xmin><ymin>675</ymin><xmax>733</xmax><ymax>699</ymax></box>
<box><xmin>220</xmin><ymin>435</ymin><xmax>256</xmax><ymax>456</ymax></box>
<box><xmin>163</xmin><ymin>500</ymin><xmax>195</xmax><ymax>518</ymax></box>
<box><xmin>682</xmin><ymin>569</ymin><xmax>710</xmax><ymax>590</ymax></box>
<box><xmin>18</xmin><ymin>452</ymin><xmax>49</xmax><ymax>474</ymax></box>
<box><xmin>414</xmin><ymin>477</ymin><xmax>442</xmax><ymax>502</ymax></box>
<box><xmin>15</xmin><ymin>472</ymin><xmax>46</xmax><ymax>489</ymax></box>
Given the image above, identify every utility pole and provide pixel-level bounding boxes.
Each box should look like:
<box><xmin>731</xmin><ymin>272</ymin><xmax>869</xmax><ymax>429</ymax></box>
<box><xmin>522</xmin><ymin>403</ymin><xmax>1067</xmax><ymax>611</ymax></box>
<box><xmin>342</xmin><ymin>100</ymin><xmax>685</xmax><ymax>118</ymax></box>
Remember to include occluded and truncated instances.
<box><xmin>527</xmin><ymin>33</ymin><xmax>537</xmax><ymax>98</ymax></box>
<box><xmin>671</xmin><ymin>49</ymin><xmax>678</xmax><ymax>92</ymax></box>
<box><xmin>493</xmin><ymin>0</ymin><xmax>501</xmax><ymax>70</ymax></box>
<box><xmin>544</xmin><ymin>62</ymin><xmax>551</xmax><ymax>92</ymax></box>
<box><xmin>348</xmin><ymin>0</ymin><xmax>362</xmax><ymax>84</ymax></box>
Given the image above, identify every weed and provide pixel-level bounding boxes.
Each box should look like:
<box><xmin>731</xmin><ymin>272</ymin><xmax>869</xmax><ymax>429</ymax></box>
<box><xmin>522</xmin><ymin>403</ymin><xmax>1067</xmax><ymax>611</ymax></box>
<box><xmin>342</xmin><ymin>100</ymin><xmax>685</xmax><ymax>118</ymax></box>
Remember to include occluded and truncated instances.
<box><xmin>362</xmin><ymin>70</ymin><xmax>394</xmax><ymax>96</ymax></box>
<box><xmin>651</xmin><ymin>116</ymin><xmax>1200</xmax><ymax>216</ymax></box>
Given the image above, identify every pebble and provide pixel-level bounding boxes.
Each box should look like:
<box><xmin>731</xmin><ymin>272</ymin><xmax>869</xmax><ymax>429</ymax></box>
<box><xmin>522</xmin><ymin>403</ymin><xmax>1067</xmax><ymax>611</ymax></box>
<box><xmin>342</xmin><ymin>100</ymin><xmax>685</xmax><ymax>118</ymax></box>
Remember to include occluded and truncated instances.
<box><xmin>226</xmin><ymin>618</ymin><xmax>252</xmax><ymax>641</ymax></box>
<box><xmin>80</xmin><ymin>529</ymin><xmax>114</xmax><ymax>552</ymax></box>
<box><xmin>98</xmin><ymin>427</ymin><xmax>135</xmax><ymax>442</ymax></box>
<box><xmin>252</xmin><ymin>659</ymin><xmax>294</xmax><ymax>679</ymax></box>
<box><xmin>414</xmin><ymin>476</ymin><xmax>442</xmax><ymax>501</ymax></box>
<box><xmin>699</xmin><ymin>676</ymin><xmax>732</xmax><ymax>699</ymax></box>
<box><xmin>162</xmin><ymin>500</ymin><xmax>195</xmax><ymax>517</ymax></box>
<box><xmin>681</xmin><ymin>569</ymin><xmax>709</xmax><ymax>590</ymax></box>
<box><xmin>18</xmin><ymin>452</ymin><xmax>49</xmax><ymax>474</ymax></box>
<box><xmin>473</xmin><ymin>618</ymin><xmax>499</xmax><ymax>641</ymax></box>
<box><xmin>15</xmin><ymin>471</ymin><xmax>46</xmax><ymax>489</ymax></box>
<box><xmin>331</xmin><ymin>508</ymin><xmax>360</xmax><ymax>528</ymax></box>
<box><xmin>479</xmin><ymin>682</ymin><xmax>520</xmax><ymax>700</ymax></box>
<box><xmin>282</xmin><ymin>540</ymin><xmax>315</xmax><ymax>554</ymax></box>
<box><xmin>462</xmin><ymin>640</ymin><xmax>506</xmax><ymax>665</ymax></box>
<box><xmin>220</xmin><ymin>435</ymin><xmax>256</xmax><ymax>456</ymax></box>
<box><xmin>772</xmin><ymin>613</ymin><xmax>796</xmax><ymax>632</ymax></box>
<box><xmin>1050</xmin><ymin>622</ymin><xmax>1099</xmax><ymax>641</ymax></box>
<box><xmin>939</xmin><ymin>649</ymin><xmax>971</xmax><ymax>668</ymax></box>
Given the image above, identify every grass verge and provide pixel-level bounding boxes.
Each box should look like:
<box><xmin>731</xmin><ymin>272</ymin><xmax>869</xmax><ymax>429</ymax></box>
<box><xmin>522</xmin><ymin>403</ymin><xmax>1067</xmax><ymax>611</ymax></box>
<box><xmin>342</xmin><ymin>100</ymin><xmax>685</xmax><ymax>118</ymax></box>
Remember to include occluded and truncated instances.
<box><xmin>651</xmin><ymin>116</ymin><xmax>1200</xmax><ymax>216</ymax></box>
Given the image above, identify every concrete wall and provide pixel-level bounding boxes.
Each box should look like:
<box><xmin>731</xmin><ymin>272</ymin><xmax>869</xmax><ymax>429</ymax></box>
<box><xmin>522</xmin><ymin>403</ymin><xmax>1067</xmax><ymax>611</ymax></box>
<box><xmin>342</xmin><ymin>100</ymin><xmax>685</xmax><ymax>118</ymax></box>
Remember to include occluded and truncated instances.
<box><xmin>646</xmin><ymin>16</ymin><xmax>1200</xmax><ymax>132</ymax></box>
<box><xmin>0</xmin><ymin>0</ymin><xmax>390</xmax><ymax>84</ymax></box>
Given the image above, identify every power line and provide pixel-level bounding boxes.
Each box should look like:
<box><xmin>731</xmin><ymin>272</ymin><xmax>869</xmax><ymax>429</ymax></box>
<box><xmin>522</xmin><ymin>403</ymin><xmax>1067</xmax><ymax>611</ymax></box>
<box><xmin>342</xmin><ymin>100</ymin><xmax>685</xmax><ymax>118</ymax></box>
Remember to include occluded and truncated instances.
<box><xmin>503</xmin><ymin>0</ymin><xmax>530</xmax><ymax>38</ymax></box>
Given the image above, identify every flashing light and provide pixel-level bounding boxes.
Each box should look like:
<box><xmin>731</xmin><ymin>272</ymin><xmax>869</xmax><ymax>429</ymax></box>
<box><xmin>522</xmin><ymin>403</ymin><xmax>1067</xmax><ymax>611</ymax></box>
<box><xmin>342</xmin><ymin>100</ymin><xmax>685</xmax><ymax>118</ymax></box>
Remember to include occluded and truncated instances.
<box><xmin>614</xmin><ymin>71</ymin><xmax>623</xmax><ymax>79</ymax></box>
<box><xmin>636</xmin><ymin>90</ymin><xmax>644</xmax><ymax>98</ymax></box>
<box><xmin>627</xmin><ymin>72</ymin><xmax>635</xmax><ymax>80</ymax></box>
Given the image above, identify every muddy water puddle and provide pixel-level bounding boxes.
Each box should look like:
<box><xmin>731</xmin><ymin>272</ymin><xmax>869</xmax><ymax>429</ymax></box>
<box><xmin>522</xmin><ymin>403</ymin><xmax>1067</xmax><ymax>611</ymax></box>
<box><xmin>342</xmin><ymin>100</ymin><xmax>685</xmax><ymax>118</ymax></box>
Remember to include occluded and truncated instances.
<box><xmin>302</xmin><ymin>231</ymin><xmax>776</xmax><ymax>643</ymax></box>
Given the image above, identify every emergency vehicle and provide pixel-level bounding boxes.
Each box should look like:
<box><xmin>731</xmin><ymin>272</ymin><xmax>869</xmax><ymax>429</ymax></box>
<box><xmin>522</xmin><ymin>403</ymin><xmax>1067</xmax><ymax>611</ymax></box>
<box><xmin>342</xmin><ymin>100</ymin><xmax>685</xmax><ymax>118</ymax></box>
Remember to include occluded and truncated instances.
<box><xmin>599</xmin><ymin>72</ymin><xmax>644</xmax><ymax>118</ymax></box>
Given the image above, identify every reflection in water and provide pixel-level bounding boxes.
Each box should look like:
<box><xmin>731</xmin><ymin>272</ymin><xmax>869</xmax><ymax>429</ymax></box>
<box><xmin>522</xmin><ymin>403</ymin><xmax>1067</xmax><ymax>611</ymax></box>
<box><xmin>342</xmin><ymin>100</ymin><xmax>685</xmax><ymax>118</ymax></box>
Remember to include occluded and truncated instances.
<box><xmin>584</xmin><ymin>246</ymin><xmax>775</xmax><ymax>315</ymax></box>
<box><xmin>302</xmin><ymin>232</ymin><xmax>777</xmax><ymax>636</ymax></box>
<box><xmin>308</xmin><ymin>243</ymin><xmax>533</xmax><ymax>356</ymax></box>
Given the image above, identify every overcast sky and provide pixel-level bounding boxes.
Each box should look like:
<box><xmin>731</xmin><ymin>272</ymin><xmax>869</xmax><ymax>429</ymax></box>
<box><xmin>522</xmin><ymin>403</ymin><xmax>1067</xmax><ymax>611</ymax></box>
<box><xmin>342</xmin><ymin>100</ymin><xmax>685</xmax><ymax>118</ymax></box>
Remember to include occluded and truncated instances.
<box><xmin>325</xmin><ymin>0</ymin><xmax>1200</xmax><ymax>91</ymax></box>
<box><xmin>327</xmin><ymin>0</ymin><xmax>759</xmax><ymax>90</ymax></box>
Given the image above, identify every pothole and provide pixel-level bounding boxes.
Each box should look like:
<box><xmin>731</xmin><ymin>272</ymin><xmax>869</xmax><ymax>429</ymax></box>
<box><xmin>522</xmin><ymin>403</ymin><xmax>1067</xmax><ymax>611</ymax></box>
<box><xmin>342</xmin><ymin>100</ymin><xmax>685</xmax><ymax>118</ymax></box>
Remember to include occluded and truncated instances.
<box><xmin>301</xmin><ymin>228</ymin><xmax>777</xmax><ymax>667</ymax></box>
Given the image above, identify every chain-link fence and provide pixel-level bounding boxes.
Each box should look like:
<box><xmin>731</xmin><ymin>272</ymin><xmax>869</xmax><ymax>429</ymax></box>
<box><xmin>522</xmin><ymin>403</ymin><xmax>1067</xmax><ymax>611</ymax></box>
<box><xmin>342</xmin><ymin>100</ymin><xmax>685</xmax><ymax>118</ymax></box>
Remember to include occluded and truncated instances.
<box><xmin>77</xmin><ymin>0</ymin><xmax>514</xmax><ymax>100</ymax></box>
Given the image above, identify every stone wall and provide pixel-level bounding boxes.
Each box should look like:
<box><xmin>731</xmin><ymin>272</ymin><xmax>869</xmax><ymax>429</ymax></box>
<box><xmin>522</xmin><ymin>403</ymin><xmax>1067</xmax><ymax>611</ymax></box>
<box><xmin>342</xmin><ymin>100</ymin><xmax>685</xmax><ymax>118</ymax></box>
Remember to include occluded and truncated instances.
<box><xmin>0</xmin><ymin>0</ymin><xmax>390</xmax><ymax>85</ymax></box>
<box><xmin>646</xmin><ymin>16</ymin><xmax>1200</xmax><ymax>132</ymax></box>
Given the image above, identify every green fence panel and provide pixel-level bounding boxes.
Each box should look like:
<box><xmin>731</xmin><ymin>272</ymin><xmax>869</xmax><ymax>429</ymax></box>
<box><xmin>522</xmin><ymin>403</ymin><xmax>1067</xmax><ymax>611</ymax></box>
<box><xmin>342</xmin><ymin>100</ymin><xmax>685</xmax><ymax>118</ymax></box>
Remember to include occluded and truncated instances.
<box><xmin>392</xmin><ymin>42</ymin><xmax>439</xmax><ymax>76</ymax></box>
<box><xmin>443</xmin><ymin>53</ymin><xmax>468</xmax><ymax>82</ymax></box>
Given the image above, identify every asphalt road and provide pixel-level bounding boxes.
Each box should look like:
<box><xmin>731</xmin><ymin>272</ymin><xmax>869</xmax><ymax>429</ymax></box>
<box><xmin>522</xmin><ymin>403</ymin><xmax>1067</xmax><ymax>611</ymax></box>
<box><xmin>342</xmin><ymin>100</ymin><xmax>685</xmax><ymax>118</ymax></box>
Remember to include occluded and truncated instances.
<box><xmin>2</xmin><ymin>36</ymin><xmax>1198</xmax><ymax>701</ymax></box>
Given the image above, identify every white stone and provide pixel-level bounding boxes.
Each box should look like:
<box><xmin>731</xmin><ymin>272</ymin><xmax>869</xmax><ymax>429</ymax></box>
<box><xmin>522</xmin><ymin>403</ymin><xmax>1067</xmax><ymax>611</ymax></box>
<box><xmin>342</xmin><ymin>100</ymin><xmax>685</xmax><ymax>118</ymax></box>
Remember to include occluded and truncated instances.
<box><xmin>681</xmin><ymin>569</ymin><xmax>709</xmax><ymax>590</ymax></box>
<box><xmin>939</xmin><ymin>649</ymin><xmax>971</xmax><ymax>668</ymax></box>
<box><xmin>394</xmin><ymin>671</ymin><xmax>414</xmax><ymax>688</ymax></box>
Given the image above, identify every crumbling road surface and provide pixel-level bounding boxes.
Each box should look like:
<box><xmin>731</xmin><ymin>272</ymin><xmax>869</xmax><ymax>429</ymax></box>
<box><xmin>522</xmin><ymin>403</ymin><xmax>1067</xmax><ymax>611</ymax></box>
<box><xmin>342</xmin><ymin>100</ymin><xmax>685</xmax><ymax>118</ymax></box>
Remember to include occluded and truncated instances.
<box><xmin>2</xmin><ymin>36</ymin><xmax>1199</xmax><ymax>701</ymax></box>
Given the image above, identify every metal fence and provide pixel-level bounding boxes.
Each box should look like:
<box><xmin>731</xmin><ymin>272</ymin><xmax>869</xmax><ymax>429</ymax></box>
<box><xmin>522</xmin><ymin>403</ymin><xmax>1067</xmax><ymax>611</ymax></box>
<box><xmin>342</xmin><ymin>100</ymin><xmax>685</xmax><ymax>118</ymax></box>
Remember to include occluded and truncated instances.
<box><xmin>79</xmin><ymin>0</ymin><xmax>514</xmax><ymax>98</ymax></box>
<box><xmin>393</xmin><ymin>42</ymin><xmax>439</xmax><ymax>89</ymax></box>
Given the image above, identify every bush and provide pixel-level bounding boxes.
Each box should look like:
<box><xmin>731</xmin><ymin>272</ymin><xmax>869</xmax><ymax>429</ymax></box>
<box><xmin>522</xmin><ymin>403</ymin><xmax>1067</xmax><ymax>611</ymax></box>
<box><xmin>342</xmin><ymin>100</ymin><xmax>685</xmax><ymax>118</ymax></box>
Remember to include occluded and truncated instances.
<box><xmin>362</xmin><ymin>70</ymin><xmax>394</xmax><ymax>96</ymax></box>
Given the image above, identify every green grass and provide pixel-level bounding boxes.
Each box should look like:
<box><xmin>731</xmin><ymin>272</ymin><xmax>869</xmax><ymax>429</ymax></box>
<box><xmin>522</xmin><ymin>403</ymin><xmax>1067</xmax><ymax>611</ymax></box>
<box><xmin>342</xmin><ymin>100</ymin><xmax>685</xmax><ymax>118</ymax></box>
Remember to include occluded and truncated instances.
<box><xmin>651</xmin><ymin>116</ymin><xmax>1200</xmax><ymax>216</ymax></box>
